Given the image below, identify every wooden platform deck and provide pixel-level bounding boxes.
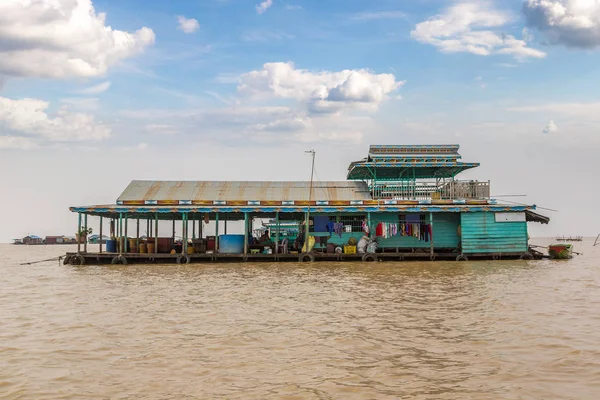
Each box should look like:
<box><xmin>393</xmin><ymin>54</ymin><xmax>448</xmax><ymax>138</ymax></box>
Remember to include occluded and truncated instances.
<box><xmin>64</xmin><ymin>250</ymin><xmax>539</xmax><ymax>265</ymax></box>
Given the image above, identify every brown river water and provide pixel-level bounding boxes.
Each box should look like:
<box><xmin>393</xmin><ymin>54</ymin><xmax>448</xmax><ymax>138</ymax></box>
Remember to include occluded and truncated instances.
<box><xmin>1</xmin><ymin>239</ymin><xmax>599</xmax><ymax>399</ymax></box>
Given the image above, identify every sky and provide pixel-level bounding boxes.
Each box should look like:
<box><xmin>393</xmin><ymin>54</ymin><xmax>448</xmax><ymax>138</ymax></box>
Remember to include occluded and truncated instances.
<box><xmin>1</xmin><ymin>0</ymin><xmax>599</xmax><ymax>242</ymax></box>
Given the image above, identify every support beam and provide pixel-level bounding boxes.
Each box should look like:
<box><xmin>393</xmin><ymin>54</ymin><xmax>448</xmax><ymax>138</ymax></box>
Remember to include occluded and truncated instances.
<box><xmin>430</xmin><ymin>212</ymin><xmax>434</xmax><ymax>257</ymax></box>
<box><xmin>192</xmin><ymin>218</ymin><xmax>196</xmax><ymax>240</ymax></box>
<box><xmin>244</xmin><ymin>212</ymin><xmax>248</xmax><ymax>255</ymax></box>
<box><xmin>77</xmin><ymin>212</ymin><xmax>82</xmax><ymax>254</ymax></box>
<box><xmin>275</xmin><ymin>211</ymin><xmax>280</xmax><ymax>254</ymax></box>
<box><xmin>119</xmin><ymin>212</ymin><xmax>123</xmax><ymax>255</ymax></box>
<box><xmin>136</xmin><ymin>218</ymin><xmax>140</xmax><ymax>254</ymax></box>
<box><xmin>224</xmin><ymin>219</ymin><xmax>227</xmax><ymax>235</ymax></box>
<box><xmin>215</xmin><ymin>212</ymin><xmax>219</xmax><ymax>254</ymax></box>
<box><xmin>154</xmin><ymin>213</ymin><xmax>159</xmax><ymax>254</ymax></box>
<box><xmin>124</xmin><ymin>214</ymin><xmax>128</xmax><ymax>253</ymax></box>
<box><xmin>83</xmin><ymin>214</ymin><xmax>88</xmax><ymax>253</ymax></box>
<box><xmin>181</xmin><ymin>213</ymin><xmax>186</xmax><ymax>255</ymax></box>
<box><xmin>99</xmin><ymin>216</ymin><xmax>103</xmax><ymax>253</ymax></box>
<box><xmin>199</xmin><ymin>216</ymin><xmax>203</xmax><ymax>239</ymax></box>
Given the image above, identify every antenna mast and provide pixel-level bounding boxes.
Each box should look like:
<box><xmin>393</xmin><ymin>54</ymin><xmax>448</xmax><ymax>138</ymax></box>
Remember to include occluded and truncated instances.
<box><xmin>304</xmin><ymin>149</ymin><xmax>315</xmax><ymax>249</ymax></box>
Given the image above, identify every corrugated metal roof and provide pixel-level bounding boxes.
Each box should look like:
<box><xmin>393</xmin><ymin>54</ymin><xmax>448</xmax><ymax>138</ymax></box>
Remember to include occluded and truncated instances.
<box><xmin>117</xmin><ymin>181</ymin><xmax>372</xmax><ymax>202</ymax></box>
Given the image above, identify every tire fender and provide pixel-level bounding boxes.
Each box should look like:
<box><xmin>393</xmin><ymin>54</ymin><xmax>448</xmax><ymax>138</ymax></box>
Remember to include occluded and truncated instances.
<box><xmin>520</xmin><ymin>253</ymin><xmax>534</xmax><ymax>260</ymax></box>
<box><xmin>456</xmin><ymin>254</ymin><xmax>469</xmax><ymax>262</ymax></box>
<box><xmin>70</xmin><ymin>254</ymin><xmax>85</xmax><ymax>265</ymax></box>
<box><xmin>362</xmin><ymin>253</ymin><xmax>378</xmax><ymax>262</ymax></box>
<box><xmin>111</xmin><ymin>255</ymin><xmax>128</xmax><ymax>265</ymax></box>
<box><xmin>299</xmin><ymin>253</ymin><xmax>315</xmax><ymax>262</ymax></box>
<box><xmin>176</xmin><ymin>254</ymin><xmax>191</xmax><ymax>264</ymax></box>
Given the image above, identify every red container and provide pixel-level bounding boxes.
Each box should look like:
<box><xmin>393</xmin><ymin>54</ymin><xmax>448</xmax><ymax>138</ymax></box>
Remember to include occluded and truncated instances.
<box><xmin>207</xmin><ymin>236</ymin><xmax>216</xmax><ymax>251</ymax></box>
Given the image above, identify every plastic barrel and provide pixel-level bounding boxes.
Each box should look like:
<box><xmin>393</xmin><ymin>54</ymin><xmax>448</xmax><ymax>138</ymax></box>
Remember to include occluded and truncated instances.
<box><xmin>218</xmin><ymin>234</ymin><xmax>245</xmax><ymax>254</ymax></box>
<box><xmin>106</xmin><ymin>239</ymin><xmax>117</xmax><ymax>253</ymax></box>
<box><xmin>128</xmin><ymin>238</ymin><xmax>138</xmax><ymax>253</ymax></box>
<box><xmin>147</xmin><ymin>243</ymin><xmax>155</xmax><ymax>254</ymax></box>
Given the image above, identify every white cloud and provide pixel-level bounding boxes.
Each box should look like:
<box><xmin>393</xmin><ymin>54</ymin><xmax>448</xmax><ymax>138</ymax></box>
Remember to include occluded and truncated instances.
<box><xmin>411</xmin><ymin>2</ymin><xmax>546</xmax><ymax>59</ymax></box>
<box><xmin>286</xmin><ymin>4</ymin><xmax>302</xmax><ymax>11</ymax></box>
<box><xmin>144</xmin><ymin>124</ymin><xmax>179</xmax><ymax>135</ymax></box>
<box><xmin>507</xmin><ymin>101</ymin><xmax>600</xmax><ymax>117</ymax></box>
<box><xmin>0</xmin><ymin>136</ymin><xmax>38</xmax><ymax>150</ymax></box>
<box><xmin>77</xmin><ymin>81</ymin><xmax>111</xmax><ymax>95</ymax></box>
<box><xmin>119</xmin><ymin>63</ymin><xmax>402</xmax><ymax>146</ymax></box>
<box><xmin>60</xmin><ymin>97</ymin><xmax>101</xmax><ymax>111</ymax></box>
<box><xmin>0</xmin><ymin>96</ymin><xmax>111</xmax><ymax>142</ymax></box>
<box><xmin>350</xmin><ymin>11</ymin><xmax>406</xmax><ymax>21</ymax></box>
<box><xmin>523</xmin><ymin>0</ymin><xmax>600</xmax><ymax>48</ymax></box>
<box><xmin>543</xmin><ymin>120</ymin><xmax>559</xmax><ymax>134</ymax></box>
<box><xmin>241</xmin><ymin>30</ymin><xmax>294</xmax><ymax>43</ymax></box>
<box><xmin>177</xmin><ymin>16</ymin><xmax>200</xmax><ymax>34</ymax></box>
<box><xmin>238</xmin><ymin>62</ymin><xmax>403</xmax><ymax>114</ymax></box>
<box><xmin>256</xmin><ymin>0</ymin><xmax>273</xmax><ymax>14</ymax></box>
<box><xmin>0</xmin><ymin>0</ymin><xmax>155</xmax><ymax>78</ymax></box>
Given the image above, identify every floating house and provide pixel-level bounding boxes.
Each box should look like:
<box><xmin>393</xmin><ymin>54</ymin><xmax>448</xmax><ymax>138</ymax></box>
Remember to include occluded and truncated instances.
<box><xmin>65</xmin><ymin>144</ymin><xmax>549</xmax><ymax>265</ymax></box>
<box><xmin>22</xmin><ymin>235</ymin><xmax>43</xmax><ymax>245</ymax></box>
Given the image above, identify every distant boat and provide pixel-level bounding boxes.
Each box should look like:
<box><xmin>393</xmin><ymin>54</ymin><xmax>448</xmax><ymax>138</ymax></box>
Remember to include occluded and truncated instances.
<box><xmin>548</xmin><ymin>244</ymin><xmax>573</xmax><ymax>259</ymax></box>
<box><xmin>87</xmin><ymin>234</ymin><xmax>111</xmax><ymax>244</ymax></box>
<box><xmin>555</xmin><ymin>236</ymin><xmax>583</xmax><ymax>242</ymax></box>
<box><xmin>12</xmin><ymin>238</ymin><xmax>23</xmax><ymax>245</ymax></box>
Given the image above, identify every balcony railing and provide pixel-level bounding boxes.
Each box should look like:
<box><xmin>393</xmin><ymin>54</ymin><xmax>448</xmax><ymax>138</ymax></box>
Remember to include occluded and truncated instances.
<box><xmin>371</xmin><ymin>180</ymin><xmax>490</xmax><ymax>201</ymax></box>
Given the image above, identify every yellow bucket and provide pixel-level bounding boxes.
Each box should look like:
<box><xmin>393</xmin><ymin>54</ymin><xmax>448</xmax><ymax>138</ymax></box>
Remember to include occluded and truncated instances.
<box><xmin>187</xmin><ymin>246</ymin><xmax>195</xmax><ymax>255</ymax></box>
<box><xmin>139</xmin><ymin>243</ymin><xmax>147</xmax><ymax>253</ymax></box>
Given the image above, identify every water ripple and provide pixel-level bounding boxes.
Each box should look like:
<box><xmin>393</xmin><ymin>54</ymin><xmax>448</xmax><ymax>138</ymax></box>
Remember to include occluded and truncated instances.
<box><xmin>1</xmin><ymin>241</ymin><xmax>599</xmax><ymax>399</ymax></box>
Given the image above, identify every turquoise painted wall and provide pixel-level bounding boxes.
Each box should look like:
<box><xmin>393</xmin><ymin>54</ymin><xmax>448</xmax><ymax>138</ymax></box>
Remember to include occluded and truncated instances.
<box><xmin>370</xmin><ymin>213</ymin><xmax>459</xmax><ymax>249</ymax></box>
<box><xmin>308</xmin><ymin>212</ymin><xmax>459</xmax><ymax>250</ymax></box>
<box><xmin>461</xmin><ymin>212</ymin><xmax>528</xmax><ymax>254</ymax></box>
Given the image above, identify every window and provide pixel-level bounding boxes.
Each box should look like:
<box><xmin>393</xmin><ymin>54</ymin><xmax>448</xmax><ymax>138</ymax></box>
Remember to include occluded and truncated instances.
<box><xmin>398</xmin><ymin>214</ymin><xmax>426</xmax><ymax>224</ymax></box>
<box><xmin>338</xmin><ymin>215</ymin><xmax>366</xmax><ymax>233</ymax></box>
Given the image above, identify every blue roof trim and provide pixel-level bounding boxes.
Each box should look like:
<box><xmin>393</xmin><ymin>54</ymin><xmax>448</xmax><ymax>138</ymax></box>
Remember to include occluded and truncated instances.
<box><xmin>70</xmin><ymin>205</ymin><xmax>533</xmax><ymax>214</ymax></box>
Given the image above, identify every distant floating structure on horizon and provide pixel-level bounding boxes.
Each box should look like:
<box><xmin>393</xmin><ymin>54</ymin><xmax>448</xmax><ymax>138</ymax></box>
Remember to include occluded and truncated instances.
<box><xmin>555</xmin><ymin>236</ymin><xmax>583</xmax><ymax>242</ymax></box>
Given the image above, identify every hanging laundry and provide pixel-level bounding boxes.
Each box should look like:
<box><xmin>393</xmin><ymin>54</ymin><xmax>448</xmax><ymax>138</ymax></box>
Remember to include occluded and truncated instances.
<box><xmin>362</xmin><ymin>220</ymin><xmax>370</xmax><ymax>234</ymax></box>
<box><xmin>334</xmin><ymin>222</ymin><xmax>344</xmax><ymax>238</ymax></box>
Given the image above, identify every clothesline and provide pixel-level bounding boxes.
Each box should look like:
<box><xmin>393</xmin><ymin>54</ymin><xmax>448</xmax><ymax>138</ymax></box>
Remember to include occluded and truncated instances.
<box><xmin>374</xmin><ymin>222</ymin><xmax>432</xmax><ymax>242</ymax></box>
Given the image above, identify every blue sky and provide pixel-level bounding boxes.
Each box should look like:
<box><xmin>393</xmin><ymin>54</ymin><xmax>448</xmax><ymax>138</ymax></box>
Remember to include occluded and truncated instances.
<box><xmin>1</xmin><ymin>0</ymin><xmax>600</xmax><ymax>240</ymax></box>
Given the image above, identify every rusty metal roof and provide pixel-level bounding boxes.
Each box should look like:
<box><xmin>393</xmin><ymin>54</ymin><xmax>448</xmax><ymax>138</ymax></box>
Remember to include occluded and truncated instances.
<box><xmin>117</xmin><ymin>181</ymin><xmax>372</xmax><ymax>202</ymax></box>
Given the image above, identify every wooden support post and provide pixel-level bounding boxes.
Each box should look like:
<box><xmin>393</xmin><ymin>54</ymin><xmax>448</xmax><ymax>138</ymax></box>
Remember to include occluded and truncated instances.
<box><xmin>430</xmin><ymin>212</ymin><xmax>434</xmax><ymax>257</ymax></box>
<box><xmin>83</xmin><ymin>214</ymin><xmax>88</xmax><ymax>252</ymax></box>
<box><xmin>147</xmin><ymin>219</ymin><xmax>150</xmax><ymax>238</ymax></box>
<box><xmin>244</xmin><ymin>212</ymin><xmax>249</xmax><ymax>255</ymax></box>
<box><xmin>224</xmin><ymin>218</ymin><xmax>227</xmax><ymax>235</ymax></box>
<box><xmin>275</xmin><ymin>211</ymin><xmax>280</xmax><ymax>254</ymax></box>
<box><xmin>136</xmin><ymin>218</ymin><xmax>140</xmax><ymax>253</ymax></box>
<box><xmin>199</xmin><ymin>216</ymin><xmax>203</xmax><ymax>239</ymax></box>
<box><xmin>99</xmin><ymin>216</ymin><xmax>103</xmax><ymax>253</ymax></box>
<box><xmin>181</xmin><ymin>213</ymin><xmax>186</xmax><ymax>255</ymax></box>
<box><xmin>77</xmin><ymin>212</ymin><xmax>82</xmax><ymax>254</ymax></box>
<box><xmin>119</xmin><ymin>212</ymin><xmax>123</xmax><ymax>255</ymax></box>
<box><xmin>154</xmin><ymin>213</ymin><xmax>158</xmax><ymax>254</ymax></box>
<box><xmin>192</xmin><ymin>217</ymin><xmax>196</xmax><ymax>240</ymax></box>
<box><xmin>215</xmin><ymin>212</ymin><xmax>219</xmax><ymax>254</ymax></box>
<box><xmin>124</xmin><ymin>214</ymin><xmax>128</xmax><ymax>253</ymax></box>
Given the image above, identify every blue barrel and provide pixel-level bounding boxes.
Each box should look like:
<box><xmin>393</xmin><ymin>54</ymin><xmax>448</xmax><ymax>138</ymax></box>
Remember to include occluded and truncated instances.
<box><xmin>218</xmin><ymin>234</ymin><xmax>245</xmax><ymax>254</ymax></box>
<box><xmin>106</xmin><ymin>239</ymin><xmax>117</xmax><ymax>253</ymax></box>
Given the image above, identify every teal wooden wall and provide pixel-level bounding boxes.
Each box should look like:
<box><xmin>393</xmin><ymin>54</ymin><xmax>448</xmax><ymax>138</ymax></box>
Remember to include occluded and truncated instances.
<box><xmin>305</xmin><ymin>212</ymin><xmax>461</xmax><ymax>250</ymax></box>
<box><xmin>371</xmin><ymin>213</ymin><xmax>459</xmax><ymax>249</ymax></box>
<box><xmin>461</xmin><ymin>212</ymin><xmax>528</xmax><ymax>254</ymax></box>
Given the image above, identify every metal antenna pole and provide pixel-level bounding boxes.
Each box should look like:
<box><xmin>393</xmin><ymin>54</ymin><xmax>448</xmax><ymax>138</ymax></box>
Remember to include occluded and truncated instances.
<box><xmin>305</xmin><ymin>150</ymin><xmax>315</xmax><ymax>249</ymax></box>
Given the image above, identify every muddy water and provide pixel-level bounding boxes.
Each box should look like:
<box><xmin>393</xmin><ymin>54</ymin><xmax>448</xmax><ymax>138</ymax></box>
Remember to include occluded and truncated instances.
<box><xmin>1</xmin><ymin>240</ymin><xmax>599</xmax><ymax>399</ymax></box>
